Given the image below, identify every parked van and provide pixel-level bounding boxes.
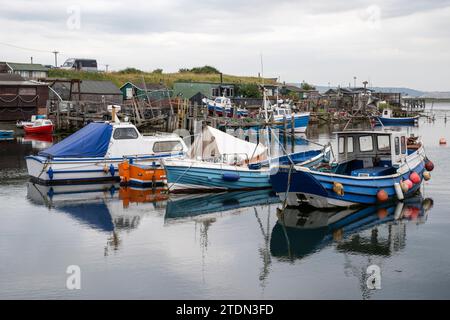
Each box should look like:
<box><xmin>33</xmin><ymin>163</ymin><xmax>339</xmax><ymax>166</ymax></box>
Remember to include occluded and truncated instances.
<box><xmin>61</xmin><ymin>58</ymin><xmax>98</xmax><ymax>72</ymax></box>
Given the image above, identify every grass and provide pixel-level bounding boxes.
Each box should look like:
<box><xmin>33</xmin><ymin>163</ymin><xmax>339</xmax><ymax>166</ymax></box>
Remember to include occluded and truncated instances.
<box><xmin>48</xmin><ymin>69</ymin><xmax>276</xmax><ymax>88</ymax></box>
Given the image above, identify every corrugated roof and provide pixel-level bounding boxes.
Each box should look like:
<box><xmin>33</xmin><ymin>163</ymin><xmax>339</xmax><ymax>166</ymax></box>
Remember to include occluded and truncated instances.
<box><xmin>0</xmin><ymin>73</ymin><xmax>25</xmax><ymax>81</ymax></box>
<box><xmin>121</xmin><ymin>81</ymin><xmax>167</xmax><ymax>91</ymax></box>
<box><xmin>74</xmin><ymin>80</ymin><xmax>121</xmax><ymax>95</ymax></box>
<box><xmin>6</xmin><ymin>62</ymin><xmax>49</xmax><ymax>72</ymax></box>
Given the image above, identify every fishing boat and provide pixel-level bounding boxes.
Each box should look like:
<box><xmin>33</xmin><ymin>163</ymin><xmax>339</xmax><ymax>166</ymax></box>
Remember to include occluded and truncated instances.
<box><xmin>375</xmin><ymin>108</ymin><xmax>419</xmax><ymax>126</ymax></box>
<box><xmin>270</xmin><ymin>130</ymin><xmax>432</xmax><ymax>208</ymax></box>
<box><xmin>202</xmin><ymin>96</ymin><xmax>248</xmax><ymax>117</ymax></box>
<box><xmin>23</xmin><ymin>119</ymin><xmax>54</xmax><ymax>134</ymax></box>
<box><xmin>259</xmin><ymin>91</ymin><xmax>309</xmax><ymax>133</ymax></box>
<box><xmin>271</xmin><ymin>105</ymin><xmax>310</xmax><ymax>133</ymax></box>
<box><xmin>163</xmin><ymin>126</ymin><xmax>328</xmax><ymax>192</ymax></box>
<box><xmin>25</xmin><ymin>108</ymin><xmax>188</xmax><ymax>184</ymax></box>
<box><xmin>16</xmin><ymin>114</ymin><xmax>47</xmax><ymax>128</ymax></box>
<box><xmin>118</xmin><ymin>161</ymin><xmax>166</xmax><ymax>187</ymax></box>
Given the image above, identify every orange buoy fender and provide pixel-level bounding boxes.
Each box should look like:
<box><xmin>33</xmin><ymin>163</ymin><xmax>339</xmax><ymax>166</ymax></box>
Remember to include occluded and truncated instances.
<box><xmin>400</xmin><ymin>180</ymin><xmax>410</xmax><ymax>193</ymax></box>
<box><xmin>410</xmin><ymin>172</ymin><xmax>421</xmax><ymax>184</ymax></box>
<box><xmin>333</xmin><ymin>182</ymin><xmax>344</xmax><ymax>196</ymax></box>
<box><xmin>425</xmin><ymin>160</ymin><xmax>434</xmax><ymax>171</ymax></box>
<box><xmin>423</xmin><ymin>171</ymin><xmax>431</xmax><ymax>181</ymax></box>
<box><xmin>404</xmin><ymin>179</ymin><xmax>413</xmax><ymax>190</ymax></box>
<box><xmin>377</xmin><ymin>189</ymin><xmax>389</xmax><ymax>202</ymax></box>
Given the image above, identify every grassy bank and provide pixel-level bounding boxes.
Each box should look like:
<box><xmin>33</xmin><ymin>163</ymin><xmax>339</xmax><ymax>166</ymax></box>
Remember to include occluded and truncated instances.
<box><xmin>48</xmin><ymin>69</ymin><xmax>276</xmax><ymax>88</ymax></box>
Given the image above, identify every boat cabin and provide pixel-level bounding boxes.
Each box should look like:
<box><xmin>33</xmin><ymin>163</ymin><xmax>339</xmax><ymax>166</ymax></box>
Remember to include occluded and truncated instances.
<box><xmin>106</xmin><ymin>122</ymin><xmax>188</xmax><ymax>158</ymax></box>
<box><xmin>334</xmin><ymin>130</ymin><xmax>409</xmax><ymax>177</ymax></box>
<box><xmin>213</xmin><ymin>96</ymin><xmax>231</xmax><ymax>106</ymax></box>
<box><xmin>381</xmin><ymin>108</ymin><xmax>393</xmax><ymax>118</ymax></box>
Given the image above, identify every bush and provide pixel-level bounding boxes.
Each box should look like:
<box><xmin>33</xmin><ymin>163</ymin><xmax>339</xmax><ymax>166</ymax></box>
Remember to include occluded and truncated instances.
<box><xmin>235</xmin><ymin>83</ymin><xmax>261</xmax><ymax>98</ymax></box>
<box><xmin>178</xmin><ymin>66</ymin><xmax>220</xmax><ymax>74</ymax></box>
<box><xmin>152</xmin><ymin>68</ymin><xmax>163</xmax><ymax>74</ymax></box>
<box><xmin>117</xmin><ymin>67</ymin><xmax>144</xmax><ymax>74</ymax></box>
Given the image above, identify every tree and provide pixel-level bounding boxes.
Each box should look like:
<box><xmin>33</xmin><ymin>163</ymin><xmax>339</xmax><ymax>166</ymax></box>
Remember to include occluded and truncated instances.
<box><xmin>300</xmin><ymin>82</ymin><xmax>316</xmax><ymax>91</ymax></box>
<box><xmin>152</xmin><ymin>68</ymin><xmax>163</xmax><ymax>74</ymax></box>
<box><xmin>236</xmin><ymin>83</ymin><xmax>261</xmax><ymax>98</ymax></box>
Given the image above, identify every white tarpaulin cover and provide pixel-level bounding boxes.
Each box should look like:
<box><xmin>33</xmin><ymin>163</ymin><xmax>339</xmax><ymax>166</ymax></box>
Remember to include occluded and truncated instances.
<box><xmin>189</xmin><ymin>126</ymin><xmax>267</xmax><ymax>163</ymax></box>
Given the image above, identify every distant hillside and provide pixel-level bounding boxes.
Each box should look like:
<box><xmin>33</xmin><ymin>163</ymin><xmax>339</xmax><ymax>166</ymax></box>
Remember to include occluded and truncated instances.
<box><xmin>48</xmin><ymin>69</ymin><xmax>276</xmax><ymax>88</ymax></box>
<box><xmin>420</xmin><ymin>92</ymin><xmax>450</xmax><ymax>99</ymax></box>
<box><xmin>311</xmin><ymin>85</ymin><xmax>426</xmax><ymax>97</ymax></box>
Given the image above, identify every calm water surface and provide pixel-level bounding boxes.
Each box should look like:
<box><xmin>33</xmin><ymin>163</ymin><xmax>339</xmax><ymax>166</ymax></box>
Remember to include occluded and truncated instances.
<box><xmin>1</xmin><ymin>104</ymin><xmax>450</xmax><ymax>299</ymax></box>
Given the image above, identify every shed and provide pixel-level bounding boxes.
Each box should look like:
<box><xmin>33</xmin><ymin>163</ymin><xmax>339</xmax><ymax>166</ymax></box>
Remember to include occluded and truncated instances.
<box><xmin>0</xmin><ymin>62</ymin><xmax>49</xmax><ymax>79</ymax></box>
<box><xmin>173</xmin><ymin>81</ymin><xmax>235</xmax><ymax>100</ymax></box>
<box><xmin>0</xmin><ymin>74</ymin><xmax>49</xmax><ymax>121</ymax></box>
<box><xmin>50</xmin><ymin>80</ymin><xmax>122</xmax><ymax>104</ymax></box>
<box><xmin>120</xmin><ymin>82</ymin><xmax>170</xmax><ymax>101</ymax></box>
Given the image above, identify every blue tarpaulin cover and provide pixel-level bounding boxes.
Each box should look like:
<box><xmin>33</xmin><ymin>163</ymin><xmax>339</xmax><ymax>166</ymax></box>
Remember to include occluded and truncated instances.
<box><xmin>39</xmin><ymin>123</ymin><xmax>113</xmax><ymax>158</ymax></box>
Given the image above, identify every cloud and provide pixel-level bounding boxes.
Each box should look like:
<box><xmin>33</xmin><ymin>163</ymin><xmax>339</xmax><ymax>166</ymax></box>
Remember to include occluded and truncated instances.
<box><xmin>0</xmin><ymin>0</ymin><xmax>450</xmax><ymax>90</ymax></box>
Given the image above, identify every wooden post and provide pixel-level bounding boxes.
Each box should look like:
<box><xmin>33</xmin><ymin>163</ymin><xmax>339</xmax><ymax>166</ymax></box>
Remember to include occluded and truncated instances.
<box><xmin>290</xmin><ymin>114</ymin><xmax>295</xmax><ymax>137</ymax></box>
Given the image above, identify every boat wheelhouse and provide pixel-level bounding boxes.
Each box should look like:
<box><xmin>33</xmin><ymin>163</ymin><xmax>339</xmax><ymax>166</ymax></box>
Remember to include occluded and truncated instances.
<box><xmin>25</xmin><ymin>121</ymin><xmax>188</xmax><ymax>184</ymax></box>
<box><xmin>270</xmin><ymin>130</ymin><xmax>430</xmax><ymax>208</ymax></box>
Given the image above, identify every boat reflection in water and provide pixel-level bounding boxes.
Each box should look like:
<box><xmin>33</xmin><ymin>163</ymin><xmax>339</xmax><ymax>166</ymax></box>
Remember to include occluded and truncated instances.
<box><xmin>18</xmin><ymin>133</ymin><xmax>53</xmax><ymax>150</ymax></box>
<box><xmin>271</xmin><ymin>197</ymin><xmax>433</xmax><ymax>298</ymax></box>
<box><xmin>271</xmin><ymin>197</ymin><xmax>433</xmax><ymax>260</ymax></box>
<box><xmin>26</xmin><ymin>182</ymin><xmax>169</xmax><ymax>254</ymax></box>
<box><xmin>164</xmin><ymin>189</ymin><xmax>280</xmax><ymax>222</ymax></box>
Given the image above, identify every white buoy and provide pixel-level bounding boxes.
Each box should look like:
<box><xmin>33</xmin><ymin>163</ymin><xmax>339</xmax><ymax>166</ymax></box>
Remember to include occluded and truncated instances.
<box><xmin>394</xmin><ymin>182</ymin><xmax>404</xmax><ymax>200</ymax></box>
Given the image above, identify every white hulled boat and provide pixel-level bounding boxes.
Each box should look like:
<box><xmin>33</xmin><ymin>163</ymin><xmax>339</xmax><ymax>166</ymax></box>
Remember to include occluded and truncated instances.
<box><xmin>25</xmin><ymin>108</ymin><xmax>188</xmax><ymax>184</ymax></box>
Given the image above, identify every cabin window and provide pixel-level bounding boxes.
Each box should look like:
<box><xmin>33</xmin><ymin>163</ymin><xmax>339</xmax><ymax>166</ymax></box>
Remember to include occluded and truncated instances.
<box><xmin>359</xmin><ymin>135</ymin><xmax>373</xmax><ymax>152</ymax></box>
<box><xmin>338</xmin><ymin>137</ymin><xmax>345</xmax><ymax>154</ymax></box>
<box><xmin>113</xmin><ymin>128</ymin><xmax>139</xmax><ymax>140</ymax></box>
<box><xmin>395</xmin><ymin>137</ymin><xmax>400</xmax><ymax>155</ymax></box>
<box><xmin>377</xmin><ymin>135</ymin><xmax>390</xmax><ymax>151</ymax></box>
<box><xmin>347</xmin><ymin>137</ymin><xmax>354</xmax><ymax>153</ymax></box>
<box><xmin>153</xmin><ymin>141</ymin><xmax>184</xmax><ymax>153</ymax></box>
<box><xmin>401</xmin><ymin>136</ymin><xmax>407</xmax><ymax>154</ymax></box>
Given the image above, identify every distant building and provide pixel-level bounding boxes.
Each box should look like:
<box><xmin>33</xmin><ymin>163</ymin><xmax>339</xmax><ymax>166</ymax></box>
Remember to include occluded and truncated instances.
<box><xmin>281</xmin><ymin>85</ymin><xmax>320</xmax><ymax>99</ymax></box>
<box><xmin>173</xmin><ymin>81</ymin><xmax>235</xmax><ymax>100</ymax></box>
<box><xmin>50</xmin><ymin>80</ymin><xmax>122</xmax><ymax>104</ymax></box>
<box><xmin>120</xmin><ymin>81</ymin><xmax>170</xmax><ymax>101</ymax></box>
<box><xmin>0</xmin><ymin>62</ymin><xmax>49</xmax><ymax>79</ymax></box>
<box><xmin>0</xmin><ymin>74</ymin><xmax>49</xmax><ymax>121</ymax></box>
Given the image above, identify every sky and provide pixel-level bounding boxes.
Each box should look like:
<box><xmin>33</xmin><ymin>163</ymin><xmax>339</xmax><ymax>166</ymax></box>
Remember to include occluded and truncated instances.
<box><xmin>0</xmin><ymin>0</ymin><xmax>449</xmax><ymax>91</ymax></box>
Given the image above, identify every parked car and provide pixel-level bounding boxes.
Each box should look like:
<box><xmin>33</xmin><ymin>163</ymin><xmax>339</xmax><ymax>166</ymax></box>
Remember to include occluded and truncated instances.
<box><xmin>61</xmin><ymin>58</ymin><xmax>98</xmax><ymax>72</ymax></box>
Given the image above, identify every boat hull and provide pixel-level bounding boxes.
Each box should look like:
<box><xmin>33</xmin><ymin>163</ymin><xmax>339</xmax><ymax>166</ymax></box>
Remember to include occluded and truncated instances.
<box><xmin>274</xmin><ymin>113</ymin><xmax>310</xmax><ymax>133</ymax></box>
<box><xmin>271</xmin><ymin>148</ymin><xmax>426</xmax><ymax>208</ymax></box>
<box><xmin>164</xmin><ymin>159</ymin><xmax>272</xmax><ymax>192</ymax></box>
<box><xmin>24</xmin><ymin>124</ymin><xmax>54</xmax><ymax>134</ymax></box>
<box><xmin>375</xmin><ymin>116</ymin><xmax>419</xmax><ymax>126</ymax></box>
<box><xmin>25</xmin><ymin>153</ymin><xmax>182</xmax><ymax>185</ymax></box>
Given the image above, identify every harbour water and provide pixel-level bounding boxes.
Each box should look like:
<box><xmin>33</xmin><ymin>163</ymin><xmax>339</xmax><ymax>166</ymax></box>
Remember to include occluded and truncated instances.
<box><xmin>1</xmin><ymin>104</ymin><xmax>450</xmax><ymax>299</ymax></box>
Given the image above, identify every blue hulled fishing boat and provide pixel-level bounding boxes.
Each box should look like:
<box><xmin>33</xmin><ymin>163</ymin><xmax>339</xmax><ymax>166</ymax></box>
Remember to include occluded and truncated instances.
<box><xmin>163</xmin><ymin>126</ymin><xmax>328</xmax><ymax>192</ymax></box>
<box><xmin>375</xmin><ymin>108</ymin><xmax>419</xmax><ymax>126</ymax></box>
<box><xmin>270</xmin><ymin>130</ymin><xmax>433</xmax><ymax>208</ymax></box>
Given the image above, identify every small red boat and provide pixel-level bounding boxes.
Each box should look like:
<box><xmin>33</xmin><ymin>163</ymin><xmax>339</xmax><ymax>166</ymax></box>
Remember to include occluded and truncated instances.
<box><xmin>24</xmin><ymin>119</ymin><xmax>54</xmax><ymax>134</ymax></box>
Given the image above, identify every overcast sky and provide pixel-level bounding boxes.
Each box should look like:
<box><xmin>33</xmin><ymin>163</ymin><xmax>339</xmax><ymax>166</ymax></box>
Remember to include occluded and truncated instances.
<box><xmin>0</xmin><ymin>0</ymin><xmax>449</xmax><ymax>91</ymax></box>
